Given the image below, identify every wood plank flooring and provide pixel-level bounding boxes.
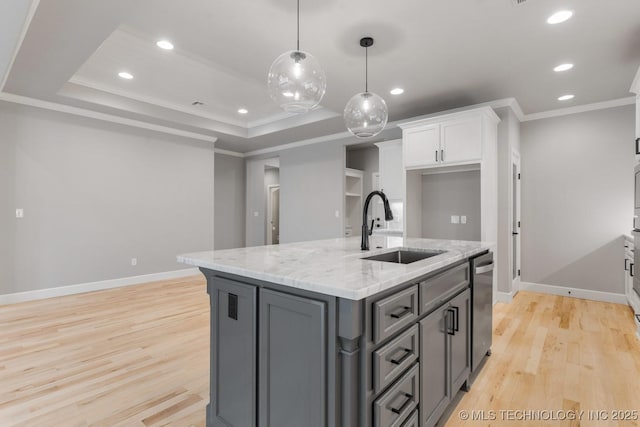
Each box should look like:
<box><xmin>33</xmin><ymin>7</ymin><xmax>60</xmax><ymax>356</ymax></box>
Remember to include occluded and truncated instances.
<box><xmin>0</xmin><ymin>276</ymin><xmax>209</xmax><ymax>427</ymax></box>
<box><xmin>445</xmin><ymin>292</ymin><xmax>640</xmax><ymax>427</ymax></box>
<box><xmin>1</xmin><ymin>278</ymin><xmax>639</xmax><ymax>426</ymax></box>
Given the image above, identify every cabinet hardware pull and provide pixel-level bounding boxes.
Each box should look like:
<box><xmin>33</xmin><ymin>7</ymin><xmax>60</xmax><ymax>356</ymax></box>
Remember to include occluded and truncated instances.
<box><xmin>390</xmin><ymin>306</ymin><xmax>412</xmax><ymax>319</ymax></box>
<box><xmin>446</xmin><ymin>309</ymin><xmax>456</xmax><ymax>335</ymax></box>
<box><xmin>451</xmin><ymin>306</ymin><xmax>459</xmax><ymax>332</ymax></box>
<box><xmin>625</xmin><ymin>258</ymin><xmax>630</xmax><ymax>271</ymax></box>
<box><xmin>390</xmin><ymin>393</ymin><xmax>414</xmax><ymax>414</ymax></box>
<box><xmin>435</xmin><ymin>150</ymin><xmax>438</xmax><ymax>162</ymax></box>
<box><xmin>636</xmin><ymin>137</ymin><xmax>640</xmax><ymax>155</ymax></box>
<box><xmin>631</xmin><ymin>263</ymin><xmax>635</xmax><ymax>277</ymax></box>
<box><xmin>636</xmin><ymin>314</ymin><xmax>640</xmax><ymax>323</ymax></box>
<box><xmin>475</xmin><ymin>263</ymin><xmax>494</xmax><ymax>274</ymax></box>
<box><xmin>390</xmin><ymin>348</ymin><xmax>412</xmax><ymax>365</ymax></box>
<box><xmin>441</xmin><ymin>149</ymin><xmax>444</xmax><ymax>161</ymax></box>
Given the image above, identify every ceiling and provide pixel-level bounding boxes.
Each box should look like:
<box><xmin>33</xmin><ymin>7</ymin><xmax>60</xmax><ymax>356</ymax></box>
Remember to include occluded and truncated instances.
<box><xmin>2</xmin><ymin>0</ymin><xmax>639</xmax><ymax>153</ymax></box>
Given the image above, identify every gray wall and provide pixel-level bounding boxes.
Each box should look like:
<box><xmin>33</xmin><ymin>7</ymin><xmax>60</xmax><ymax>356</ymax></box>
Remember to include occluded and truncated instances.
<box><xmin>279</xmin><ymin>142</ymin><xmax>345</xmax><ymax>243</ymax></box>
<box><xmin>346</xmin><ymin>145</ymin><xmax>379</xmax><ymax>195</ymax></box>
<box><xmin>215</xmin><ymin>153</ymin><xmax>245</xmax><ymax>250</ymax></box>
<box><xmin>0</xmin><ymin>102</ymin><xmax>215</xmax><ymax>295</ymax></box>
<box><xmin>520</xmin><ymin>105</ymin><xmax>634</xmax><ymax>294</ymax></box>
<box><xmin>421</xmin><ymin>170</ymin><xmax>481</xmax><ymax>241</ymax></box>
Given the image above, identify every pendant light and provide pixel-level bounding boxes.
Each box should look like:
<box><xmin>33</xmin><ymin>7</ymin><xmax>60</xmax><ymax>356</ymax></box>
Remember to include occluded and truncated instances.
<box><xmin>344</xmin><ymin>37</ymin><xmax>388</xmax><ymax>138</ymax></box>
<box><xmin>267</xmin><ymin>0</ymin><xmax>326</xmax><ymax>114</ymax></box>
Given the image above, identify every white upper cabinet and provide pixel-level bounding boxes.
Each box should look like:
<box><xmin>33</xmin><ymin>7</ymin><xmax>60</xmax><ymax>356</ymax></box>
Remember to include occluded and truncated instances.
<box><xmin>399</xmin><ymin>108</ymin><xmax>497</xmax><ymax>170</ymax></box>
<box><xmin>403</xmin><ymin>125</ymin><xmax>440</xmax><ymax>168</ymax></box>
<box><xmin>440</xmin><ymin>117</ymin><xmax>482</xmax><ymax>163</ymax></box>
<box><xmin>375</xmin><ymin>140</ymin><xmax>404</xmax><ymax>201</ymax></box>
<box><xmin>631</xmin><ymin>66</ymin><xmax>640</xmax><ymax>159</ymax></box>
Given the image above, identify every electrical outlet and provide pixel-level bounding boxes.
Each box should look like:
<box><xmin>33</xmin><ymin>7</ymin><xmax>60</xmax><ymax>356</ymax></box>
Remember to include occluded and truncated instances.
<box><xmin>131</xmin><ymin>258</ymin><xmax>137</xmax><ymax>266</ymax></box>
<box><xmin>335</xmin><ymin>210</ymin><xmax>340</xmax><ymax>218</ymax></box>
<box><xmin>461</xmin><ymin>216</ymin><xmax>467</xmax><ymax>224</ymax></box>
<box><xmin>451</xmin><ymin>215</ymin><xmax>460</xmax><ymax>224</ymax></box>
<box><xmin>15</xmin><ymin>209</ymin><xmax>24</xmax><ymax>218</ymax></box>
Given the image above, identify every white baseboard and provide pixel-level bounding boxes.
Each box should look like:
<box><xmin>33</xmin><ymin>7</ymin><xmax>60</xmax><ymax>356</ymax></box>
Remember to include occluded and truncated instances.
<box><xmin>520</xmin><ymin>282</ymin><xmax>627</xmax><ymax>305</ymax></box>
<box><xmin>0</xmin><ymin>268</ymin><xmax>201</xmax><ymax>305</ymax></box>
<box><xmin>494</xmin><ymin>290</ymin><xmax>517</xmax><ymax>304</ymax></box>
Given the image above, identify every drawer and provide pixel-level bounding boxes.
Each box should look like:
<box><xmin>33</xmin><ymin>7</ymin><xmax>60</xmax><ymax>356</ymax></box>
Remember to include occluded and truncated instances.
<box><xmin>373</xmin><ymin>364</ymin><xmax>420</xmax><ymax>427</ymax></box>
<box><xmin>373</xmin><ymin>286</ymin><xmax>419</xmax><ymax>344</ymax></box>
<box><xmin>400</xmin><ymin>409</ymin><xmax>419</xmax><ymax>427</ymax></box>
<box><xmin>373</xmin><ymin>324</ymin><xmax>419</xmax><ymax>393</ymax></box>
<box><xmin>420</xmin><ymin>263</ymin><xmax>469</xmax><ymax>315</ymax></box>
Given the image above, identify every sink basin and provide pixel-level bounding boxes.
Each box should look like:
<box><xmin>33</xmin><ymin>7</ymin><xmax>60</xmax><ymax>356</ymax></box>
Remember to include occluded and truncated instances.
<box><xmin>362</xmin><ymin>249</ymin><xmax>446</xmax><ymax>264</ymax></box>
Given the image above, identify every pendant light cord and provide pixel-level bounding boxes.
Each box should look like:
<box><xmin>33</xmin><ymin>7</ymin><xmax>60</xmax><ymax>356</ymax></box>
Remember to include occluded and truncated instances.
<box><xmin>365</xmin><ymin>46</ymin><xmax>368</xmax><ymax>93</ymax></box>
<box><xmin>296</xmin><ymin>0</ymin><xmax>300</xmax><ymax>51</ymax></box>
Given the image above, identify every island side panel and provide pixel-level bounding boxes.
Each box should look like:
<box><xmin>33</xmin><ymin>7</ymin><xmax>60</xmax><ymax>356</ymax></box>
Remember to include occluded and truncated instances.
<box><xmin>337</xmin><ymin>297</ymin><xmax>365</xmax><ymax>427</ymax></box>
<box><xmin>204</xmin><ymin>271</ymin><xmax>257</xmax><ymax>427</ymax></box>
<box><xmin>201</xmin><ymin>268</ymin><xmax>342</xmax><ymax>427</ymax></box>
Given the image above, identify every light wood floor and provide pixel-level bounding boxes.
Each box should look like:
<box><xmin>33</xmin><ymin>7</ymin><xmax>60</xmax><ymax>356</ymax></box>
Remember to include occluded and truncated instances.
<box><xmin>1</xmin><ymin>279</ymin><xmax>640</xmax><ymax>426</ymax></box>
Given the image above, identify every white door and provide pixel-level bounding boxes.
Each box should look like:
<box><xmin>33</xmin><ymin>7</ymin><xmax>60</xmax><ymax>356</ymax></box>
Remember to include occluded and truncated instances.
<box><xmin>403</xmin><ymin>125</ymin><xmax>440</xmax><ymax>168</ymax></box>
<box><xmin>511</xmin><ymin>151</ymin><xmax>521</xmax><ymax>290</ymax></box>
<box><xmin>440</xmin><ymin>117</ymin><xmax>482</xmax><ymax>164</ymax></box>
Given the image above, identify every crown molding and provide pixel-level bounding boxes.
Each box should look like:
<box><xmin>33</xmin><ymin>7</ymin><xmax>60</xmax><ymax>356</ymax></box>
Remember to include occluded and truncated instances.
<box><xmin>1</xmin><ymin>0</ymin><xmax>40</xmax><ymax>91</ymax></box>
<box><xmin>214</xmin><ymin>147</ymin><xmax>245</xmax><ymax>158</ymax></box>
<box><xmin>0</xmin><ymin>92</ymin><xmax>218</xmax><ymax>143</ymax></box>
<box><xmin>521</xmin><ymin>97</ymin><xmax>635</xmax><ymax>122</ymax></box>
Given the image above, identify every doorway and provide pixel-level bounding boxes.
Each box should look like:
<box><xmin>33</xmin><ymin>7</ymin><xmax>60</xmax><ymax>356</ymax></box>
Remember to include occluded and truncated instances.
<box><xmin>511</xmin><ymin>150</ymin><xmax>521</xmax><ymax>290</ymax></box>
<box><xmin>267</xmin><ymin>185</ymin><xmax>280</xmax><ymax>245</ymax></box>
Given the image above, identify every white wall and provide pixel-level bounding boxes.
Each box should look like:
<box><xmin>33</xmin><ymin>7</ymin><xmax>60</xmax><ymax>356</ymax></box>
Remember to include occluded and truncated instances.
<box><xmin>520</xmin><ymin>105</ymin><xmax>634</xmax><ymax>294</ymax></box>
<box><xmin>215</xmin><ymin>153</ymin><xmax>245</xmax><ymax>250</ymax></box>
<box><xmin>0</xmin><ymin>102</ymin><xmax>215</xmax><ymax>295</ymax></box>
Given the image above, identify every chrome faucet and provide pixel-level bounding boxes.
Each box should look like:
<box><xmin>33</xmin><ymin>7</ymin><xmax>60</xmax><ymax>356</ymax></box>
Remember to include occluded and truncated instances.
<box><xmin>361</xmin><ymin>190</ymin><xmax>394</xmax><ymax>251</ymax></box>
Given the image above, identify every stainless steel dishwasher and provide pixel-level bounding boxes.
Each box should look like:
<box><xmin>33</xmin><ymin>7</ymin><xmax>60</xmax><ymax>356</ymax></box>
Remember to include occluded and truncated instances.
<box><xmin>470</xmin><ymin>252</ymin><xmax>494</xmax><ymax>372</ymax></box>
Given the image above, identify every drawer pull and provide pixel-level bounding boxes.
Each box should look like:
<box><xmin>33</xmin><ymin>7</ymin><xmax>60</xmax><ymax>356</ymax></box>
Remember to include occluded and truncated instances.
<box><xmin>391</xmin><ymin>393</ymin><xmax>414</xmax><ymax>414</ymax></box>
<box><xmin>390</xmin><ymin>348</ymin><xmax>412</xmax><ymax>365</ymax></box>
<box><xmin>390</xmin><ymin>306</ymin><xmax>412</xmax><ymax>319</ymax></box>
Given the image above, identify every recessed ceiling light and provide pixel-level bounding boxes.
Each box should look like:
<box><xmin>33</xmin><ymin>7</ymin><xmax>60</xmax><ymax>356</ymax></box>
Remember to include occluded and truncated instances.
<box><xmin>156</xmin><ymin>40</ymin><xmax>174</xmax><ymax>50</ymax></box>
<box><xmin>558</xmin><ymin>94</ymin><xmax>575</xmax><ymax>101</ymax></box>
<box><xmin>118</xmin><ymin>72</ymin><xmax>133</xmax><ymax>80</ymax></box>
<box><xmin>390</xmin><ymin>88</ymin><xmax>404</xmax><ymax>95</ymax></box>
<box><xmin>554</xmin><ymin>63</ymin><xmax>574</xmax><ymax>72</ymax></box>
<box><xmin>547</xmin><ymin>10</ymin><xmax>573</xmax><ymax>24</ymax></box>
<box><xmin>238</xmin><ymin>108</ymin><xmax>248</xmax><ymax>114</ymax></box>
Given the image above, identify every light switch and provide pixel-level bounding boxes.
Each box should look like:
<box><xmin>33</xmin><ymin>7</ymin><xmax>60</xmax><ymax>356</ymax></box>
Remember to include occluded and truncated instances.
<box><xmin>16</xmin><ymin>209</ymin><xmax>24</xmax><ymax>218</ymax></box>
<box><xmin>131</xmin><ymin>258</ymin><xmax>137</xmax><ymax>266</ymax></box>
<box><xmin>451</xmin><ymin>215</ymin><xmax>460</xmax><ymax>224</ymax></box>
<box><xmin>253</xmin><ymin>211</ymin><xmax>259</xmax><ymax>217</ymax></box>
<box><xmin>461</xmin><ymin>216</ymin><xmax>467</xmax><ymax>224</ymax></box>
<box><xmin>335</xmin><ymin>210</ymin><xmax>340</xmax><ymax>218</ymax></box>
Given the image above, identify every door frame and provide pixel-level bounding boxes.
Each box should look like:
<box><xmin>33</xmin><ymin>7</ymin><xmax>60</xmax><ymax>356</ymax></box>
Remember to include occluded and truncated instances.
<box><xmin>511</xmin><ymin>149</ymin><xmax>521</xmax><ymax>291</ymax></box>
<box><xmin>267</xmin><ymin>184</ymin><xmax>280</xmax><ymax>245</ymax></box>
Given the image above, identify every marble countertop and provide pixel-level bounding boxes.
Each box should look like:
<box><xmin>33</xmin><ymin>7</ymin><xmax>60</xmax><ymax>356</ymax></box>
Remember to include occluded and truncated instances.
<box><xmin>178</xmin><ymin>236</ymin><xmax>493</xmax><ymax>300</ymax></box>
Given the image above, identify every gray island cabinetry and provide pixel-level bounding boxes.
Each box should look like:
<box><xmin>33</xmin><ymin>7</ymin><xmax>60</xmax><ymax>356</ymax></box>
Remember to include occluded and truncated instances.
<box><xmin>178</xmin><ymin>237</ymin><xmax>493</xmax><ymax>427</ymax></box>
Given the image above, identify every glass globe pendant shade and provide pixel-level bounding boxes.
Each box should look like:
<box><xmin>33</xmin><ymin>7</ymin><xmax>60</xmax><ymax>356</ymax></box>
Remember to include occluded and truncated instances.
<box><xmin>344</xmin><ymin>91</ymin><xmax>388</xmax><ymax>138</ymax></box>
<box><xmin>267</xmin><ymin>50</ymin><xmax>326</xmax><ymax>114</ymax></box>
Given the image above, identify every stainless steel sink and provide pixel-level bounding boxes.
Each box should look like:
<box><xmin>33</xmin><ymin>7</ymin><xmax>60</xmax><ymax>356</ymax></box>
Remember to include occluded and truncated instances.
<box><xmin>362</xmin><ymin>249</ymin><xmax>446</xmax><ymax>264</ymax></box>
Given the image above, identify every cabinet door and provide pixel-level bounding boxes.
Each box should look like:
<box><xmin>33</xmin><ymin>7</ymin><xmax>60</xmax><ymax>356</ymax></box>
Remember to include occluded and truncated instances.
<box><xmin>420</xmin><ymin>307</ymin><xmax>450</xmax><ymax>427</ymax></box>
<box><xmin>449</xmin><ymin>289</ymin><xmax>471</xmax><ymax>394</ymax></box>
<box><xmin>403</xmin><ymin>125</ymin><xmax>440</xmax><ymax>168</ymax></box>
<box><xmin>209</xmin><ymin>277</ymin><xmax>257</xmax><ymax>427</ymax></box>
<box><xmin>441</xmin><ymin>117</ymin><xmax>482</xmax><ymax>164</ymax></box>
<box><xmin>259</xmin><ymin>289</ymin><xmax>326</xmax><ymax>427</ymax></box>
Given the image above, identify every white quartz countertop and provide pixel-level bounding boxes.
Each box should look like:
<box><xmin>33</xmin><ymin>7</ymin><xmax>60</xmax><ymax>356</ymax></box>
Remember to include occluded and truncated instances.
<box><xmin>178</xmin><ymin>236</ymin><xmax>493</xmax><ymax>300</ymax></box>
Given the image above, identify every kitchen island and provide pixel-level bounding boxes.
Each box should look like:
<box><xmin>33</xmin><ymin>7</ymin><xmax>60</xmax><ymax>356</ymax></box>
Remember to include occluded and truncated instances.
<box><xmin>178</xmin><ymin>236</ymin><xmax>494</xmax><ymax>427</ymax></box>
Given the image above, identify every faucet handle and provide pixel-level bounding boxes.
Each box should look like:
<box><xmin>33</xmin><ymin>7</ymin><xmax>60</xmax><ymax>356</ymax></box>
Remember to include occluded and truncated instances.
<box><xmin>369</xmin><ymin>219</ymin><xmax>375</xmax><ymax>236</ymax></box>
